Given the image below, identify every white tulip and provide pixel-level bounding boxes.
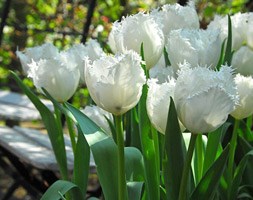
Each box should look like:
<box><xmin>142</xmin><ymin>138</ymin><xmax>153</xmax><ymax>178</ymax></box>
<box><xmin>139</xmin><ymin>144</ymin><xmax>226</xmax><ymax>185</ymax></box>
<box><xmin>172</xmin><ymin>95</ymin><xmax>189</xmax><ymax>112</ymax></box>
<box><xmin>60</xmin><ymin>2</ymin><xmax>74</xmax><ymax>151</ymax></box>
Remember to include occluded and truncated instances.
<box><xmin>231</xmin><ymin>74</ymin><xmax>253</xmax><ymax>120</ymax></box>
<box><xmin>167</xmin><ymin>29</ymin><xmax>221</xmax><ymax>72</ymax></box>
<box><xmin>232</xmin><ymin>46</ymin><xmax>253</xmax><ymax>76</ymax></box>
<box><xmin>67</xmin><ymin>39</ymin><xmax>105</xmax><ymax>83</ymax></box>
<box><xmin>108</xmin><ymin>12</ymin><xmax>164</xmax><ymax>69</ymax></box>
<box><xmin>208</xmin><ymin>13</ymin><xmax>249</xmax><ymax>51</ymax></box>
<box><xmin>146</xmin><ymin>78</ymin><xmax>176</xmax><ymax>134</ymax></box>
<box><xmin>85</xmin><ymin>50</ymin><xmax>146</xmax><ymax>115</ymax></box>
<box><xmin>16</xmin><ymin>43</ymin><xmax>59</xmax><ymax>74</ymax></box>
<box><xmin>149</xmin><ymin>55</ymin><xmax>175</xmax><ymax>84</ymax></box>
<box><xmin>81</xmin><ymin>105</ymin><xmax>113</xmax><ymax>135</ymax></box>
<box><xmin>174</xmin><ymin>63</ymin><xmax>238</xmax><ymax>134</ymax></box>
<box><xmin>27</xmin><ymin>51</ymin><xmax>80</xmax><ymax>102</ymax></box>
<box><xmin>151</xmin><ymin>1</ymin><xmax>199</xmax><ymax>38</ymax></box>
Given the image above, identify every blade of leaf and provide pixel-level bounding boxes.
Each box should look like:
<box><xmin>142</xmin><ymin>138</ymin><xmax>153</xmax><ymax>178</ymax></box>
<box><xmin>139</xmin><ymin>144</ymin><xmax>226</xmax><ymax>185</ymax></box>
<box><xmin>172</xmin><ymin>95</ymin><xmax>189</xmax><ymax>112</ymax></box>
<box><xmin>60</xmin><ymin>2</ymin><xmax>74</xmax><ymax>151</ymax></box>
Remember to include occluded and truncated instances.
<box><xmin>41</xmin><ymin>180</ymin><xmax>83</xmax><ymax>200</ymax></box>
<box><xmin>163</xmin><ymin>97</ymin><xmax>187</xmax><ymax>200</ymax></box>
<box><xmin>229</xmin><ymin>150</ymin><xmax>253</xmax><ymax>200</ymax></box>
<box><xmin>138</xmin><ymin>83</ymin><xmax>160</xmax><ymax>200</ymax></box>
<box><xmin>203</xmin><ymin>123</ymin><xmax>231</xmax><ymax>174</ymax></box>
<box><xmin>11</xmin><ymin>71</ymin><xmax>68</xmax><ymax>180</ymax></box>
<box><xmin>72</xmin><ymin>130</ymin><xmax>90</xmax><ymax>197</ymax></box>
<box><xmin>65</xmin><ymin>103</ymin><xmax>119</xmax><ymax>200</ymax></box>
<box><xmin>223</xmin><ymin>15</ymin><xmax>233</xmax><ymax>65</ymax></box>
<box><xmin>127</xmin><ymin>182</ymin><xmax>143</xmax><ymax>200</ymax></box>
<box><xmin>190</xmin><ymin>144</ymin><xmax>230</xmax><ymax>200</ymax></box>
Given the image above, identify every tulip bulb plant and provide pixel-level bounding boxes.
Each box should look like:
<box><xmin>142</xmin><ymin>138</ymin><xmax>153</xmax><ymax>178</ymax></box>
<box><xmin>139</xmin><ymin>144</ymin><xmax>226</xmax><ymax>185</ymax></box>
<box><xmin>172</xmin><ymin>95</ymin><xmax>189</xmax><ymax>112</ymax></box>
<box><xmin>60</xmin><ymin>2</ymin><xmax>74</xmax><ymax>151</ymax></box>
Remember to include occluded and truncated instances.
<box><xmin>13</xmin><ymin>2</ymin><xmax>253</xmax><ymax>200</ymax></box>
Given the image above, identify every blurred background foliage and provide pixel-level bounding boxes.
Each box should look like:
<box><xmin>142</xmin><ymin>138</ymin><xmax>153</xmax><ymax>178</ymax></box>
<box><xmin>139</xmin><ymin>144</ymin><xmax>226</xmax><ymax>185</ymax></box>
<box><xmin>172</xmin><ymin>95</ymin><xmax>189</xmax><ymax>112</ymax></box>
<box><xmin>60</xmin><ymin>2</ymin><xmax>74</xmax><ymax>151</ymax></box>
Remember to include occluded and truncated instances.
<box><xmin>0</xmin><ymin>0</ymin><xmax>252</xmax><ymax>107</ymax></box>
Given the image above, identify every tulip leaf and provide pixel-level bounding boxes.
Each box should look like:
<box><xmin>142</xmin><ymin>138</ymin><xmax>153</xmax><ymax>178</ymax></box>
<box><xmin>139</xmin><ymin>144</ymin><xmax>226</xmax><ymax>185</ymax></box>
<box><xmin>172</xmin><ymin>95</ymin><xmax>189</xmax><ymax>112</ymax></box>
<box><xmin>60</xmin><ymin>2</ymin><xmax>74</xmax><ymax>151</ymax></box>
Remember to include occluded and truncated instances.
<box><xmin>216</xmin><ymin>38</ymin><xmax>226</xmax><ymax>70</ymax></box>
<box><xmin>190</xmin><ymin>144</ymin><xmax>230</xmax><ymax>200</ymax></box>
<box><xmin>138</xmin><ymin>83</ymin><xmax>160</xmax><ymax>200</ymax></box>
<box><xmin>127</xmin><ymin>182</ymin><xmax>143</xmax><ymax>200</ymax></box>
<box><xmin>10</xmin><ymin>71</ymin><xmax>68</xmax><ymax>180</ymax></box>
<box><xmin>229</xmin><ymin>150</ymin><xmax>253</xmax><ymax>200</ymax></box>
<box><xmin>72</xmin><ymin>130</ymin><xmax>90</xmax><ymax>197</ymax></box>
<box><xmin>65</xmin><ymin>103</ymin><xmax>119</xmax><ymax>200</ymax></box>
<box><xmin>163</xmin><ymin>47</ymin><xmax>171</xmax><ymax>66</ymax></box>
<box><xmin>237</xmin><ymin>137</ymin><xmax>253</xmax><ymax>187</ymax></box>
<box><xmin>203</xmin><ymin>123</ymin><xmax>231</xmax><ymax>174</ymax></box>
<box><xmin>125</xmin><ymin>147</ymin><xmax>145</xmax><ymax>181</ymax></box>
<box><xmin>42</xmin><ymin>88</ymin><xmax>90</xmax><ymax>197</ymax></box>
<box><xmin>163</xmin><ymin>97</ymin><xmax>187</xmax><ymax>200</ymax></box>
<box><xmin>41</xmin><ymin>180</ymin><xmax>83</xmax><ymax>200</ymax></box>
<box><xmin>223</xmin><ymin>14</ymin><xmax>233</xmax><ymax>65</ymax></box>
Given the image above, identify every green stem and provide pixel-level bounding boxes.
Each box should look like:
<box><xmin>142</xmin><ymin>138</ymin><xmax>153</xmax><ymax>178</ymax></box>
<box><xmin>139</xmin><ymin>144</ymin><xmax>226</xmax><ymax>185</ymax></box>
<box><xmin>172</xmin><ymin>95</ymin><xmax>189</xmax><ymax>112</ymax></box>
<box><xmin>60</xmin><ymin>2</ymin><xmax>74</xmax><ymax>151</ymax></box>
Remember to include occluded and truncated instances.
<box><xmin>66</xmin><ymin>111</ymin><xmax>76</xmax><ymax>153</ymax></box>
<box><xmin>179</xmin><ymin>133</ymin><xmax>197</xmax><ymax>200</ymax></box>
<box><xmin>228</xmin><ymin>119</ymin><xmax>240</xmax><ymax>190</ymax></box>
<box><xmin>115</xmin><ymin>115</ymin><xmax>126</xmax><ymax>200</ymax></box>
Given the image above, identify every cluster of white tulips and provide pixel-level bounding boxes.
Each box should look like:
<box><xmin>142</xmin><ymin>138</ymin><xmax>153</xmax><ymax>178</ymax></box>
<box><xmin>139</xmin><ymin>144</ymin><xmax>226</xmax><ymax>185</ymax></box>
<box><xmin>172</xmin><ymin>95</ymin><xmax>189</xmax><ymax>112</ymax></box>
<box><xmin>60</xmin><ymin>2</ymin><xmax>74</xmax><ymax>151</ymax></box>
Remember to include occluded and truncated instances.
<box><xmin>14</xmin><ymin>1</ymin><xmax>253</xmax><ymax>200</ymax></box>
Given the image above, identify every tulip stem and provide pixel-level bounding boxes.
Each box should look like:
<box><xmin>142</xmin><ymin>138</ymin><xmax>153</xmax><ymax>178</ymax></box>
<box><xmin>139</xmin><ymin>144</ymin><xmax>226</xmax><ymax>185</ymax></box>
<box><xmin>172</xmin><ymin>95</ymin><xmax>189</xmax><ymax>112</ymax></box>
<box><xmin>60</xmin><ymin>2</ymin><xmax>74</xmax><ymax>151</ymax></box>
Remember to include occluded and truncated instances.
<box><xmin>179</xmin><ymin>133</ymin><xmax>197</xmax><ymax>200</ymax></box>
<box><xmin>115</xmin><ymin>115</ymin><xmax>126</xmax><ymax>200</ymax></box>
<box><xmin>228</xmin><ymin>119</ymin><xmax>240</xmax><ymax>192</ymax></box>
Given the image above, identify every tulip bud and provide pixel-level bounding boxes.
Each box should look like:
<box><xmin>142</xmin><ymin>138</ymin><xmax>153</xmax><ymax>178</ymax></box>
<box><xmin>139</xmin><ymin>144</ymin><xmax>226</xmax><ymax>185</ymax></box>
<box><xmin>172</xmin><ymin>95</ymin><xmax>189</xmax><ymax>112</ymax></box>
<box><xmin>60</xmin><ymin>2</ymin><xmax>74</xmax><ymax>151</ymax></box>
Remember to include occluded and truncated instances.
<box><xmin>81</xmin><ymin>105</ymin><xmax>113</xmax><ymax>135</ymax></box>
<box><xmin>231</xmin><ymin>74</ymin><xmax>253</xmax><ymax>120</ymax></box>
<box><xmin>27</xmin><ymin>50</ymin><xmax>80</xmax><ymax>102</ymax></box>
<box><xmin>16</xmin><ymin>43</ymin><xmax>59</xmax><ymax>74</ymax></box>
<box><xmin>232</xmin><ymin>46</ymin><xmax>253</xmax><ymax>76</ymax></box>
<box><xmin>167</xmin><ymin>29</ymin><xmax>221</xmax><ymax>72</ymax></box>
<box><xmin>85</xmin><ymin>50</ymin><xmax>146</xmax><ymax>116</ymax></box>
<box><xmin>174</xmin><ymin>63</ymin><xmax>238</xmax><ymax>134</ymax></box>
<box><xmin>108</xmin><ymin>12</ymin><xmax>164</xmax><ymax>69</ymax></box>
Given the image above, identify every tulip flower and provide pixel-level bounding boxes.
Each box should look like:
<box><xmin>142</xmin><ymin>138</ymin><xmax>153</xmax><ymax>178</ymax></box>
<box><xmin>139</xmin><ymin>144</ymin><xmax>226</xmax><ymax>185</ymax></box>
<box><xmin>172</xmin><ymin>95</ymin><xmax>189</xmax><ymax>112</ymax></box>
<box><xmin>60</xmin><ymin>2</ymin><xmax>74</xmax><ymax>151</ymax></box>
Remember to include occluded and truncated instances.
<box><xmin>16</xmin><ymin>43</ymin><xmax>59</xmax><ymax>74</ymax></box>
<box><xmin>81</xmin><ymin>105</ymin><xmax>113</xmax><ymax>135</ymax></box>
<box><xmin>151</xmin><ymin>1</ymin><xmax>199</xmax><ymax>39</ymax></box>
<box><xmin>166</xmin><ymin>29</ymin><xmax>221</xmax><ymax>72</ymax></box>
<box><xmin>27</xmin><ymin>51</ymin><xmax>80</xmax><ymax>102</ymax></box>
<box><xmin>67</xmin><ymin>39</ymin><xmax>105</xmax><ymax>83</ymax></box>
<box><xmin>85</xmin><ymin>50</ymin><xmax>146</xmax><ymax>115</ymax></box>
<box><xmin>146</xmin><ymin>78</ymin><xmax>176</xmax><ymax>134</ymax></box>
<box><xmin>230</xmin><ymin>74</ymin><xmax>253</xmax><ymax>120</ymax></box>
<box><xmin>231</xmin><ymin>46</ymin><xmax>253</xmax><ymax>76</ymax></box>
<box><xmin>108</xmin><ymin>12</ymin><xmax>164</xmax><ymax>69</ymax></box>
<box><xmin>149</xmin><ymin>55</ymin><xmax>175</xmax><ymax>84</ymax></box>
<box><xmin>208</xmin><ymin>13</ymin><xmax>249</xmax><ymax>51</ymax></box>
<box><xmin>174</xmin><ymin>62</ymin><xmax>238</xmax><ymax>134</ymax></box>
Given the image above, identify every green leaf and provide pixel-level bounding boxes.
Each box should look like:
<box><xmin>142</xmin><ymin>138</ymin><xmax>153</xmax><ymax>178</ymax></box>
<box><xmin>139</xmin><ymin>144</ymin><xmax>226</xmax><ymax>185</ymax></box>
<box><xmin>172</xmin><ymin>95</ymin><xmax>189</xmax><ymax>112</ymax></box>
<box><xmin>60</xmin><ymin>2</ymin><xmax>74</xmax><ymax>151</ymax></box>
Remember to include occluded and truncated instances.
<box><xmin>163</xmin><ymin>97</ymin><xmax>187</xmax><ymax>200</ymax></box>
<box><xmin>223</xmin><ymin>15</ymin><xmax>233</xmax><ymax>65</ymax></box>
<box><xmin>203</xmin><ymin>123</ymin><xmax>231</xmax><ymax>174</ymax></box>
<box><xmin>190</xmin><ymin>144</ymin><xmax>230</xmax><ymax>200</ymax></box>
<box><xmin>41</xmin><ymin>180</ymin><xmax>83</xmax><ymax>200</ymax></box>
<box><xmin>127</xmin><ymin>182</ymin><xmax>143</xmax><ymax>200</ymax></box>
<box><xmin>163</xmin><ymin>47</ymin><xmax>171</xmax><ymax>66</ymax></box>
<box><xmin>10</xmin><ymin>71</ymin><xmax>68</xmax><ymax>180</ymax></box>
<box><xmin>72</xmin><ymin>130</ymin><xmax>90</xmax><ymax>197</ymax></box>
<box><xmin>216</xmin><ymin>38</ymin><xmax>226</xmax><ymax>70</ymax></box>
<box><xmin>125</xmin><ymin>147</ymin><xmax>145</xmax><ymax>181</ymax></box>
<box><xmin>229</xmin><ymin>150</ymin><xmax>253</xmax><ymax>200</ymax></box>
<box><xmin>65</xmin><ymin>103</ymin><xmax>119</xmax><ymax>200</ymax></box>
<box><xmin>138</xmin><ymin>83</ymin><xmax>160</xmax><ymax>200</ymax></box>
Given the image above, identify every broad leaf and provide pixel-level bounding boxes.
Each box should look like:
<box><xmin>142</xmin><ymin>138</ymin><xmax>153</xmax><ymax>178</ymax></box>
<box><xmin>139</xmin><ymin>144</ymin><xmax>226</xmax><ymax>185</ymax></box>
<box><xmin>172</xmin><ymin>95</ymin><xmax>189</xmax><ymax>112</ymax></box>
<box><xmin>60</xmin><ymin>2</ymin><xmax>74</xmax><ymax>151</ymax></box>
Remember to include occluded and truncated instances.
<box><xmin>190</xmin><ymin>145</ymin><xmax>230</xmax><ymax>200</ymax></box>
<box><xmin>41</xmin><ymin>180</ymin><xmax>83</xmax><ymax>200</ymax></box>
<box><xmin>11</xmin><ymin>72</ymin><xmax>68</xmax><ymax>180</ymax></box>
<box><xmin>163</xmin><ymin>98</ymin><xmax>187</xmax><ymax>200</ymax></box>
<box><xmin>65</xmin><ymin>103</ymin><xmax>119</xmax><ymax>200</ymax></box>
